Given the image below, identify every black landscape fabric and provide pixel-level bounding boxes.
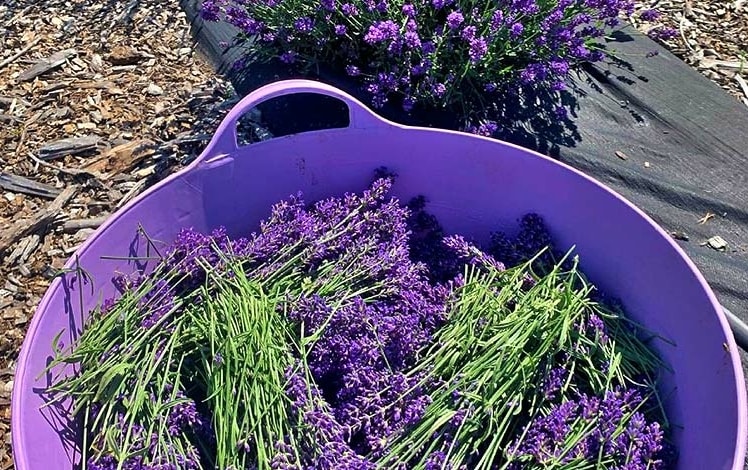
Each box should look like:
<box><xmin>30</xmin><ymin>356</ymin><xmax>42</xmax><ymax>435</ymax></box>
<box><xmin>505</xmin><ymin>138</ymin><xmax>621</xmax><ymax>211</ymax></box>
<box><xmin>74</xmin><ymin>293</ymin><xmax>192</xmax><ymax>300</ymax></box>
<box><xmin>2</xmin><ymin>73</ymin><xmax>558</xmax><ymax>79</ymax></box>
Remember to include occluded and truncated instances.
<box><xmin>180</xmin><ymin>0</ymin><xmax>748</xmax><ymax>374</ymax></box>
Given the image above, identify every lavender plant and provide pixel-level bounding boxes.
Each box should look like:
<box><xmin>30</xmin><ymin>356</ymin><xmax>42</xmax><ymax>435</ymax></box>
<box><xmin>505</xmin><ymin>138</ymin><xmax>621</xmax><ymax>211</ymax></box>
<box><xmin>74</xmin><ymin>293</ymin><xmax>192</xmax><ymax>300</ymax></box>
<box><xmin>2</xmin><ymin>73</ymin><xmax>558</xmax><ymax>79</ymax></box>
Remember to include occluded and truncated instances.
<box><xmin>200</xmin><ymin>0</ymin><xmax>675</xmax><ymax>133</ymax></box>
<box><xmin>44</xmin><ymin>176</ymin><xmax>673</xmax><ymax>469</ymax></box>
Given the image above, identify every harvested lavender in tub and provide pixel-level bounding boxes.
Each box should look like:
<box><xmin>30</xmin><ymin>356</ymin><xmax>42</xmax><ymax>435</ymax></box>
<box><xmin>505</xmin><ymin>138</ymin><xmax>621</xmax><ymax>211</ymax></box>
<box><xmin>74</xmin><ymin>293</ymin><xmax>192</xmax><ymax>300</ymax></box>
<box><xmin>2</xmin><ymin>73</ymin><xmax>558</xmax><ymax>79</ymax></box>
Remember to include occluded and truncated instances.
<box><xmin>46</xmin><ymin>176</ymin><xmax>673</xmax><ymax>469</ymax></box>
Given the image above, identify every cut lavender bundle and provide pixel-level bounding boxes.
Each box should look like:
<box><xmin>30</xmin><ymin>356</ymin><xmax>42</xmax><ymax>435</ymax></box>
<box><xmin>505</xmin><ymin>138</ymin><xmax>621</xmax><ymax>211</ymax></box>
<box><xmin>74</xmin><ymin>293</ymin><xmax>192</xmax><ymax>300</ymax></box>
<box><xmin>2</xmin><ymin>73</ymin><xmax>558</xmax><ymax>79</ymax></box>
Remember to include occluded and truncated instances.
<box><xmin>375</xmin><ymin>240</ymin><xmax>669</xmax><ymax>469</ymax></box>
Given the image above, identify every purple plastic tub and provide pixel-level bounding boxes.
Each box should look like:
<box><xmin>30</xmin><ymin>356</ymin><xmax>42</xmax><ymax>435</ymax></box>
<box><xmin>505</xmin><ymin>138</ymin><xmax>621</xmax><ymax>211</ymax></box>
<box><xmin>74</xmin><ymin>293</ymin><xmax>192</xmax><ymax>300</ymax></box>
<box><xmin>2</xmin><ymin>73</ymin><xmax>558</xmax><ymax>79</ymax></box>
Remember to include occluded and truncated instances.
<box><xmin>11</xmin><ymin>80</ymin><xmax>747</xmax><ymax>469</ymax></box>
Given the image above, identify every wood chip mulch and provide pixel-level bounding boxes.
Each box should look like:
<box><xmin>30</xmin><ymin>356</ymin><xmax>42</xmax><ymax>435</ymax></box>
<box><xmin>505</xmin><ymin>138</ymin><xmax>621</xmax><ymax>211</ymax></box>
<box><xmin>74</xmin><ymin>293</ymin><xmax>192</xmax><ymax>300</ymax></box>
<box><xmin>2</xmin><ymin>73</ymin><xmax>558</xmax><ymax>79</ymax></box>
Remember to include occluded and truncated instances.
<box><xmin>0</xmin><ymin>1</ymin><xmax>238</xmax><ymax>466</ymax></box>
<box><xmin>0</xmin><ymin>0</ymin><xmax>745</xmax><ymax>468</ymax></box>
<box><xmin>632</xmin><ymin>0</ymin><xmax>748</xmax><ymax>106</ymax></box>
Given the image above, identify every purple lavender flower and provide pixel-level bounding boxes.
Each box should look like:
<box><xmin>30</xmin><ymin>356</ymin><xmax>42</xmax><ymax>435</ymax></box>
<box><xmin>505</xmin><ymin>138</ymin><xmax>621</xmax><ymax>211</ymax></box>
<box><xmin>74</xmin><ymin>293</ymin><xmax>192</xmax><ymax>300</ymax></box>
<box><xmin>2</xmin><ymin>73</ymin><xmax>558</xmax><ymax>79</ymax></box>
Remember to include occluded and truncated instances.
<box><xmin>213</xmin><ymin>352</ymin><xmax>223</xmax><ymax>365</ymax></box>
<box><xmin>542</xmin><ymin>367</ymin><xmax>568</xmax><ymax>399</ymax></box>
<box><xmin>166</xmin><ymin>393</ymin><xmax>212</xmax><ymax>438</ymax></box>
<box><xmin>226</xmin><ymin>6</ymin><xmax>264</xmax><ymax>34</ymax></box>
<box><xmin>410</xmin><ymin>58</ymin><xmax>431</xmax><ymax>76</ymax></box>
<box><xmin>510</xmin><ymin>22</ymin><xmax>524</xmax><ymax>38</ymax></box>
<box><xmin>88</xmin><ymin>455</ymin><xmax>116</xmax><ymax>470</ymax></box>
<box><xmin>424</xmin><ymin>451</ymin><xmax>447</xmax><ymax>470</ymax></box>
<box><xmin>402</xmin><ymin>3</ymin><xmax>416</xmax><ymax>17</ymax></box>
<box><xmin>570</xmin><ymin>12</ymin><xmax>591</xmax><ymax>27</ymax></box>
<box><xmin>640</xmin><ymin>8</ymin><xmax>661</xmax><ymax>21</ymax></box>
<box><xmin>490</xmin><ymin>9</ymin><xmax>504</xmax><ymax>31</ymax></box>
<box><xmin>401</xmin><ymin>31</ymin><xmax>419</xmax><ymax>49</ymax></box>
<box><xmin>648</xmin><ymin>27</ymin><xmax>678</xmax><ymax>41</ymax></box>
<box><xmin>164</xmin><ymin>226</ymin><xmax>235</xmax><ymax>282</ymax></box>
<box><xmin>446</xmin><ymin>11</ymin><xmax>464</xmax><ymax>30</ymax></box>
<box><xmin>431</xmin><ymin>0</ymin><xmax>452</xmax><ymax>8</ymax></box>
<box><xmin>553</xmin><ymin>104</ymin><xmax>568</xmax><ymax>118</ymax></box>
<box><xmin>364</xmin><ymin>20</ymin><xmax>399</xmax><ymax>44</ymax></box>
<box><xmin>549</xmin><ymin>59</ymin><xmax>570</xmax><ymax>75</ymax></box>
<box><xmin>376</xmin><ymin>71</ymin><xmax>398</xmax><ymax>90</ymax></box>
<box><xmin>569</xmin><ymin>43</ymin><xmax>590</xmax><ymax>59</ymax></box>
<box><xmin>320</xmin><ymin>0</ymin><xmax>335</xmax><ymax>10</ymax></box>
<box><xmin>199</xmin><ymin>0</ymin><xmax>220</xmax><ymax>21</ymax></box>
<box><xmin>341</xmin><ymin>2</ymin><xmax>359</xmax><ymax>15</ymax></box>
<box><xmin>520</xmin><ymin>63</ymin><xmax>547</xmax><ymax>84</ymax></box>
<box><xmin>294</xmin><ymin>17</ymin><xmax>314</xmax><ymax>32</ymax></box>
<box><xmin>468</xmin><ymin>37</ymin><xmax>488</xmax><ymax>63</ymax></box>
<box><xmin>366</xmin><ymin>82</ymin><xmax>381</xmax><ymax>95</ymax></box>
<box><xmin>554</xmin><ymin>27</ymin><xmax>574</xmax><ymax>43</ymax></box>
<box><xmin>101</xmin><ymin>297</ymin><xmax>116</xmax><ymax>314</ymax></box>
<box><xmin>431</xmin><ymin>82</ymin><xmax>446</xmax><ymax>98</ymax></box>
<box><xmin>476</xmin><ymin>120</ymin><xmax>498</xmax><ymax>136</ymax></box>
<box><xmin>509</xmin><ymin>387</ymin><xmax>666</xmax><ymax>467</ymax></box>
<box><xmin>460</xmin><ymin>25</ymin><xmax>477</xmax><ymax>41</ymax></box>
<box><xmin>345</xmin><ymin>64</ymin><xmax>361</xmax><ymax>76</ymax></box>
<box><xmin>335</xmin><ymin>24</ymin><xmax>347</xmax><ymax>36</ymax></box>
<box><xmin>540</xmin><ymin>9</ymin><xmax>563</xmax><ymax>30</ymax></box>
<box><xmin>280</xmin><ymin>51</ymin><xmax>297</xmax><ymax>63</ymax></box>
<box><xmin>387</xmin><ymin>38</ymin><xmax>404</xmax><ymax>55</ymax></box>
<box><xmin>421</xmin><ymin>41</ymin><xmax>436</xmax><ymax>54</ymax></box>
<box><xmin>513</xmin><ymin>0</ymin><xmax>539</xmax><ymax>15</ymax></box>
<box><xmin>443</xmin><ymin>234</ymin><xmax>505</xmax><ymax>271</ymax></box>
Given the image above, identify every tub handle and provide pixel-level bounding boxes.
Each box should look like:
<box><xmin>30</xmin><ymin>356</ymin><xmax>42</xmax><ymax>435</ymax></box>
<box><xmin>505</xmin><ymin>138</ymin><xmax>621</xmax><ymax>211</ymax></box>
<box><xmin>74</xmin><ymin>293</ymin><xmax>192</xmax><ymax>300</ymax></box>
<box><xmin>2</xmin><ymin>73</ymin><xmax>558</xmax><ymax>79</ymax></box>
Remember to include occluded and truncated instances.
<box><xmin>196</xmin><ymin>79</ymin><xmax>390</xmax><ymax>163</ymax></box>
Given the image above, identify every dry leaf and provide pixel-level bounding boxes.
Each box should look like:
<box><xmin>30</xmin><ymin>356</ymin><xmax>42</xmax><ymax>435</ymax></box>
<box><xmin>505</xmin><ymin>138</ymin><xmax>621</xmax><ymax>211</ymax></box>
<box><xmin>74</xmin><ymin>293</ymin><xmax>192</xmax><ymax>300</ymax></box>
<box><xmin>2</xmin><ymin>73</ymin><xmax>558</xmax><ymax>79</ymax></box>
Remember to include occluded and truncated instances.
<box><xmin>107</xmin><ymin>45</ymin><xmax>143</xmax><ymax>66</ymax></box>
<box><xmin>83</xmin><ymin>139</ymin><xmax>156</xmax><ymax>177</ymax></box>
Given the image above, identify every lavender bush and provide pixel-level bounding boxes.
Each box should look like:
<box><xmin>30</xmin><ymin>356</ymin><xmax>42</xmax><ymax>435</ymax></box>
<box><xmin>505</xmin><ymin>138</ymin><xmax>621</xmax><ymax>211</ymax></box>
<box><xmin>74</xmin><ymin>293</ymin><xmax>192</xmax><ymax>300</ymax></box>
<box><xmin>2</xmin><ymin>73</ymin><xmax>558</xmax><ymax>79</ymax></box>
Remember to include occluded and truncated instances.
<box><xmin>200</xmin><ymin>0</ymin><xmax>675</xmax><ymax>134</ymax></box>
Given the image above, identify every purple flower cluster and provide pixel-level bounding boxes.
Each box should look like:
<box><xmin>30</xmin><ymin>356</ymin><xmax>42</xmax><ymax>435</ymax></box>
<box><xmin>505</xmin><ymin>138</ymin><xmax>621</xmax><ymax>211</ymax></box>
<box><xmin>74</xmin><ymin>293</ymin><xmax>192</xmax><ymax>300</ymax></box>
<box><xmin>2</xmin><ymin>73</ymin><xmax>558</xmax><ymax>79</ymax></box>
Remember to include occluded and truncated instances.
<box><xmin>542</xmin><ymin>366</ymin><xmax>568</xmax><ymax>400</ymax></box>
<box><xmin>163</xmin><ymin>226</ymin><xmax>233</xmax><ymax>284</ymax></box>
<box><xmin>86</xmin><ymin>403</ymin><xmax>206</xmax><ymax>470</ymax></box>
<box><xmin>364</xmin><ymin>20</ymin><xmax>400</xmax><ymax>44</ymax></box>
<box><xmin>199</xmin><ymin>0</ymin><xmax>668</xmax><ymax>134</ymax></box>
<box><xmin>648</xmin><ymin>26</ymin><xmax>678</xmax><ymax>41</ymax></box>
<box><xmin>166</xmin><ymin>391</ymin><xmax>213</xmax><ymax>439</ymax></box>
<box><xmin>137</xmin><ymin>279</ymin><xmax>176</xmax><ymax>329</ymax></box>
<box><xmin>508</xmin><ymin>387</ymin><xmax>666</xmax><ymax>468</ymax></box>
<box><xmin>488</xmin><ymin>213</ymin><xmax>557</xmax><ymax>271</ymax></box>
<box><xmin>639</xmin><ymin>8</ymin><xmax>660</xmax><ymax>21</ymax></box>
<box><xmin>282</xmin><ymin>366</ymin><xmax>378</xmax><ymax>468</ymax></box>
<box><xmin>405</xmin><ymin>200</ymin><xmax>557</xmax><ymax>282</ymax></box>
